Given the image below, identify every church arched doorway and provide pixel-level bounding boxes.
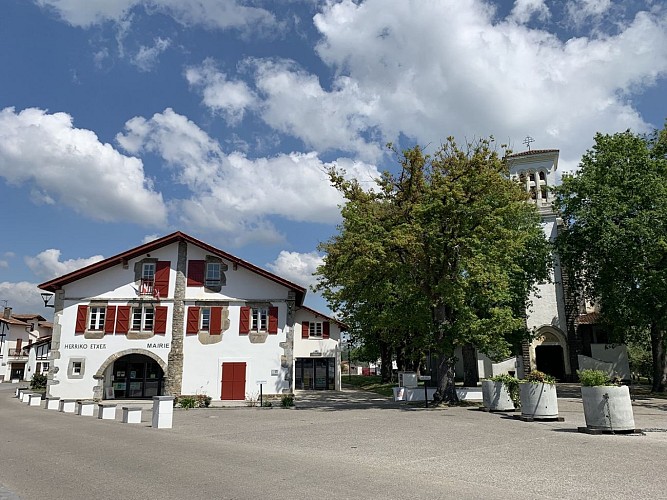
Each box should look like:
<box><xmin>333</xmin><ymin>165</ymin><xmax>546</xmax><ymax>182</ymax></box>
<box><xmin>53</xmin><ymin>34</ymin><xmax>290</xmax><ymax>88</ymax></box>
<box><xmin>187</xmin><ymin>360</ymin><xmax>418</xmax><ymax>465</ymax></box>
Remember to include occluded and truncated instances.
<box><xmin>535</xmin><ymin>344</ymin><xmax>565</xmax><ymax>381</ymax></box>
<box><xmin>111</xmin><ymin>354</ymin><xmax>164</xmax><ymax>399</ymax></box>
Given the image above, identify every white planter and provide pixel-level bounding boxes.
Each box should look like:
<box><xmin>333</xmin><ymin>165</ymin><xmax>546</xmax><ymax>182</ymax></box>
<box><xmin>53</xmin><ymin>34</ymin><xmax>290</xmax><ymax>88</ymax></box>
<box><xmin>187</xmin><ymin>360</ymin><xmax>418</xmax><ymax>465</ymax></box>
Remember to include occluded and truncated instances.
<box><xmin>482</xmin><ymin>380</ymin><xmax>515</xmax><ymax>411</ymax></box>
<box><xmin>520</xmin><ymin>382</ymin><xmax>558</xmax><ymax>418</ymax></box>
<box><xmin>581</xmin><ymin>385</ymin><xmax>635</xmax><ymax>432</ymax></box>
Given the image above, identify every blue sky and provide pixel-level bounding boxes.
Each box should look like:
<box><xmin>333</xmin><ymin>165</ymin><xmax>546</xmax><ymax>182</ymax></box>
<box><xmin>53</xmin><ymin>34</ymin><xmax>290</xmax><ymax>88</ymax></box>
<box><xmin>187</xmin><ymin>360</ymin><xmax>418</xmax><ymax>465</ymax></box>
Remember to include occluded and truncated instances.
<box><xmin>0</xmin><ymin>0</ymin><xmax>666</xmax><ymax>315</ymax></box>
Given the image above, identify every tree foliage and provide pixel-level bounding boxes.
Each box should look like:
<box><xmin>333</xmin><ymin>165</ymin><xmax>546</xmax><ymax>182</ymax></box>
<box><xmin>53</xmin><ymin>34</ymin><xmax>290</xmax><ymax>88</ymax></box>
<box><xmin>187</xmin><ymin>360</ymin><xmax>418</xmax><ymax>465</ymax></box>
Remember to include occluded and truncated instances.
<box><xmin>316</xmin><ymin>138</ymin><xmax>550</xmax><ymax>402</ymax></box>
<box><xmin>553</xmin><ymin>125</ymin><xmax>667</xmax><ymax>392</ymax></box>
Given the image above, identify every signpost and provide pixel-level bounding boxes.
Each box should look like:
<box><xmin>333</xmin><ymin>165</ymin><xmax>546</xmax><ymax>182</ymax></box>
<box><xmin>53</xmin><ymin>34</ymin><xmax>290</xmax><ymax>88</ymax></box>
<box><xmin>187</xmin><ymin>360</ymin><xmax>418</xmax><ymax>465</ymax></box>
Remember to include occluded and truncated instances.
<box><xmin>256</xmin><ymin>380</ymin><xmax>267</xmax><ymax>407</ymax></box>
<box><xmin>419</xmin><ymin>375</ymin><xmax>431</xmax><ymax>408</ymax></box>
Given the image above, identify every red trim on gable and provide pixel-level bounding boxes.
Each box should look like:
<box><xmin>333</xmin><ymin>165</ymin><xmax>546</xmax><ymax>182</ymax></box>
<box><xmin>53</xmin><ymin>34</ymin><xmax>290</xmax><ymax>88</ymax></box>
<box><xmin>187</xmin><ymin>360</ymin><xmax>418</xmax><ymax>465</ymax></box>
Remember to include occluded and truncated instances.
<box><xmin>38</xmin><ymin>232</ymin><xmax>306</xmax><ymax>305</ymax></box>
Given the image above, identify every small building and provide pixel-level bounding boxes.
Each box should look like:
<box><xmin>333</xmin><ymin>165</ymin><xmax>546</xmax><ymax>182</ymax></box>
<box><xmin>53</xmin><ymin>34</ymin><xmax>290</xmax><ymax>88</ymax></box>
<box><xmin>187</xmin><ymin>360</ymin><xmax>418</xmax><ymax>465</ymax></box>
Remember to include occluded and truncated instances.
<box><xmin>39</xmin><ymin>232</ymin><xmax>344</xmax><ymax>401</ymax></box>
<box><xmin>0</xmin><ymin>309</ymin><xmax>52</xmax><ymax>382</ymax></box>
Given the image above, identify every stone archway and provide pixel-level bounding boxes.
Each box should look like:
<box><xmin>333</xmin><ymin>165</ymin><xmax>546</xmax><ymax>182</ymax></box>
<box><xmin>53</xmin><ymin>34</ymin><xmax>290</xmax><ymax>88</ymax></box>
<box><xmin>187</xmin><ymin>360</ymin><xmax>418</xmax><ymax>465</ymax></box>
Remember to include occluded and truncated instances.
<box><xmin>531</xmin><ymin>326</ymin><xmax>570</xmax><ymax>381</ymax></box>
<box><xmin>93</xmin><ymin>349</ymin><xmax>168</xmax><ymax>400</ymax></box>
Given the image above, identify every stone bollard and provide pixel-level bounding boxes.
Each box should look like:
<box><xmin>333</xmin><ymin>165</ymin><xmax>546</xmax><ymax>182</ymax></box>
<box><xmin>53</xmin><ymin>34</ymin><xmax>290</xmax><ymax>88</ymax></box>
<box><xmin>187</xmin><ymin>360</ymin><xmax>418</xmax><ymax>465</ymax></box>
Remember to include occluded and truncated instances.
<box><xmin>28</xmin><ymin>393</ymin><xmax>42</xmax><ymax>407</ymax></box>
<box><xmin>98</xmin><ymin>403</ymin><xmax>117</xmax><ymax>420</ymax></box>
<box><xmin>22</xmin><ymin>392</ymin><xmax>32</xmax><ymax>403</ymax></box>
<box><xmin>76</xmin><ymin>400</ymin><xmax>96</xmax><ymax>416</ymax></box>
<box><xmin>151</xmin><ymin>396</ymin><xmax>175</xmax><ymax>429</ymax></box>
<box><xmin>45</xmin><ymin>397</ymin><xmax>60</xmax><ymax>410</ymax></box>
<box><xmin>122</xmin><ymin>406</ymin><xmax>142</xmax><ymax>424</ymax></box>
<box><xmin>59</xmin><ymin>399</ymin><xmax>76</xmax><ymax>413</ymax></box>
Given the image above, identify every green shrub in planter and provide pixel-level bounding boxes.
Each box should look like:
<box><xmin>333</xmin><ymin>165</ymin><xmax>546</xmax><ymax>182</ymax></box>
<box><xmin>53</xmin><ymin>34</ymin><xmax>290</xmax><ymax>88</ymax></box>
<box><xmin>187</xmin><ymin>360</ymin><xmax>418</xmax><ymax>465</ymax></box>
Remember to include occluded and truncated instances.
<box><xmin>523</xmin><ymin>369</ymin><xmax>556</xmax><ymax>385</ymax></box>
<box><xmin>578</xmin><ymin>369</ymin><xmax>611</xmax><ymax>387</ymax></box>
<box><xmin>488</xmin><ymin>374</ymin><xmax>520</xmax><ymax>408</ymax></box>
<box><xmin>30</xmin><ymin>373</ymin><xmax>48</xmax><ymax>390</ymax></box>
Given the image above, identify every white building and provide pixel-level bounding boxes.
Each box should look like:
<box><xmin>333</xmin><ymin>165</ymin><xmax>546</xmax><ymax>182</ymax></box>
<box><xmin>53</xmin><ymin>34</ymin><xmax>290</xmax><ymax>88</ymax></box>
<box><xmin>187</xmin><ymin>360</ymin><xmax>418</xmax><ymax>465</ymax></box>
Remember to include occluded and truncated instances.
<box><xmin>0</xmin><ymin>309</ymin><xmax>52</xmax><ymax>382</ymax></box>
<box><xmin>39</xmin><ymin>232</ymin><xmax>344</xmax><ymax>401</ymax></box>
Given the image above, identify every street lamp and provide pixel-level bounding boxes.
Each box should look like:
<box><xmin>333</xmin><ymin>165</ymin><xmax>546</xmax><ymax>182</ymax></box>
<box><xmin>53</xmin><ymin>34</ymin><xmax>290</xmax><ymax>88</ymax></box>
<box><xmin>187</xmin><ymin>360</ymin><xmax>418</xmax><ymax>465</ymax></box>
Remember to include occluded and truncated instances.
<box><xmin>40</xmin><ymin>293</ymin><xmax>55</xmax><ymax>308</ymax></box>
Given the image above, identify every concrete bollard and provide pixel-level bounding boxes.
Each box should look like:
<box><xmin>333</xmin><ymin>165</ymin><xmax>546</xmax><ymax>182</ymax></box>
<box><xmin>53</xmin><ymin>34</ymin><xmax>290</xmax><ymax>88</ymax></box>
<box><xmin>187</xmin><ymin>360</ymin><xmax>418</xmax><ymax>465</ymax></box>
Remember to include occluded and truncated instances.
<box><xmin>151</xmin><ymin>396</ymin><xmax>175</xmax><ymax>429</ymax></box>
<box><xmin>59</xmin><ymin>399</ymin><xmax>76</xmax><ymax>413</ymax></box>
<box><xmin>122</xmin><ymin>406</ymin><xmax>142</xmax><ymax>424</ymax></box>
<box><xmin>15</xmin><ymin>387</ymin><xmax>28</xmax><ymax>398</ymax></box>
<box><xmin>45</xmin><ymin>397</ymin><xmax>60</xmax><ymax>410</ymax></box>
<box><xmin>76</xmin><ymin>400</ymin><xmax>96</xmax><ymax>416</ymax></box>
<box><xmin>28</xmin><ymin>393</ymin><xmax>42</xmax><ymax>407</ymax></box>
<box><xmin>22</xmin><ymin>392</ymin><xmax>32</xmax><ymax>403</ymax></box>
<box><xmin>98</xmin><ymin>403</ymin><xmax>117</xmax><ymax>420</ymax></box>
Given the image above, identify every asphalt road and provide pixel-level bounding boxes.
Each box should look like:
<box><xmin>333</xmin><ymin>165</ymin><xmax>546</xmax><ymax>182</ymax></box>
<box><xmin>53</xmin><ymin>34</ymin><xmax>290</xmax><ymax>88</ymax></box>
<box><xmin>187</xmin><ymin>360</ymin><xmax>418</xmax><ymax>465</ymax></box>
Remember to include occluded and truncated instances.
<box><xmin>1</xmin><ymin>383</ymin><xmax>666</xmax><ymax>500</ymax></box>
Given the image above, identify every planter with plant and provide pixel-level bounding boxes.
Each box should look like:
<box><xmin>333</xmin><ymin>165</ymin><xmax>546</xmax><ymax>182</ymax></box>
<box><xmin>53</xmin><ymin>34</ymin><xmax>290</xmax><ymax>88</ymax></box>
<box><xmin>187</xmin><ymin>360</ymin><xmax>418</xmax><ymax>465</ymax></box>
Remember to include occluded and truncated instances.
<box><xmin>519</xmin><ymin>370</ymin><xmax>559</xmax><ymax>419</ymax></box>
<box><xmin>482</xmin><ymin>374</ymin><xmax>519</xmax><ymax>411</ymax></box>
<box><xmin>578</xmin><ymin>369</ymin><xmax>635</xmax><ymax>432</ymax></box>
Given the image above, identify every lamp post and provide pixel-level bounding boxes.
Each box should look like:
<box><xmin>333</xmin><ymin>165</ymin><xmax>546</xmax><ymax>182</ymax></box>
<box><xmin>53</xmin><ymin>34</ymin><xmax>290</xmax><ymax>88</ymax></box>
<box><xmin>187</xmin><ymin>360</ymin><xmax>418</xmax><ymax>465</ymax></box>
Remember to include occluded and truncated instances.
<box><xmin>40</xmin><ymin>293</ymin><xmax>55</xmax><ymax>308</ymax></box>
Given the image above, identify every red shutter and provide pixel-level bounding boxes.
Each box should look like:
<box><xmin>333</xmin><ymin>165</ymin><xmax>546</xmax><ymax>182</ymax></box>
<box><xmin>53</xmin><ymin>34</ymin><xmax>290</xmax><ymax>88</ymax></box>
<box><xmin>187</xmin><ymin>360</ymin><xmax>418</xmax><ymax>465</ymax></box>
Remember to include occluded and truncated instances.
<box><xmin>187</xmin><ymin>260</ymin><xmax>205</xmax><ymax>287</ymax></box>
<box><xmin>239</xmin><ymin>306</ymin><xmax>250</xmax><ymax>334</ymax></box>
<box><xmin>75</xmin><ymin>305</ymin><xmax>88</xmax><ymax>334</ymax></box>
<box><xmin>268</xmin><ymin>307</ymin><xmax>278</xmax><ymax>334</ymax></box>
<box><xmin>186</xmin><ymin>307</ymin><xmax>200</xmax><ymax>335</ymax></box>
<box><xmin>210</xmin><ymin>307</ymin><xmax>222</xmax><ymax>335</ymax></box>
<box><xmin>154</xmin><ymin>306</ymin><xmax>168</xmax><ymax>335</ymax></box>
<box><xmin>104</xmin><ymin>306</ymin><xmax>117</xmax><ymax>335</ymax></box>
<box><xmin>302</xmin><ymin>321</ymin><xmax>309</xmax><ymax>339</ymax></box>
<box><xmin>116</xmin><ymin>306</ymin><xmax>131</xmax><ymax>334</ymax></box>
<box><xmin>323</xmin><ymin>321</ymin><xmax>330</xmax><ymax>339</ymax></box>
<box><xmin>154</xmin><ymin>261</ymin><xmax>170</xmax><ymax>297</ymax></box>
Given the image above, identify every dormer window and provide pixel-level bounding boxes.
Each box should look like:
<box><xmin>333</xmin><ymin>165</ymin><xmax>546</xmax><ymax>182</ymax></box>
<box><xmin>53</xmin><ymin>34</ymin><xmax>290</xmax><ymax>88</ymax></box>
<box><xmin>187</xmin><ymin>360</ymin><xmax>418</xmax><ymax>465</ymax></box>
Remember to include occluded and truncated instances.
<box><xmin>206</xmin><ymin>262</ymin><xmax>221</xmax><ymax>288</ymax></box>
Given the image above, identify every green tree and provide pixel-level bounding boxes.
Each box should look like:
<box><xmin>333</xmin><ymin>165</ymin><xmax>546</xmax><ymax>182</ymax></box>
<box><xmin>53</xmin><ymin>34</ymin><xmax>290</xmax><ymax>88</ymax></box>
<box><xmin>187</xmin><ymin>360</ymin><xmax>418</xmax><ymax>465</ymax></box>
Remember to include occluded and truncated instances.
<box><xmin>553</xmin><ymin>126</ymin><xmax>667</xmax><ymax>392</ymax></box>
<box><xmin>317</xmin><ymin>138</ymin><xmax>550</xmax><ymax>401</ymax></box>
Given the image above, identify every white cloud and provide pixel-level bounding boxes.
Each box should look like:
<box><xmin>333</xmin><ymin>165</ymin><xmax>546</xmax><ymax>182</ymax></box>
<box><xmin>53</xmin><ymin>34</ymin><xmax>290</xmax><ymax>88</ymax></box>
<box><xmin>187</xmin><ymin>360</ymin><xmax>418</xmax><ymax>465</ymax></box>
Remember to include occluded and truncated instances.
<box><xmin>307</xmin><ymin>0</ymin><xmax>667</xmax><ymax>170</ymax></box>
<box><xmin>141</xmin><ymin>234</ymin><xmax>161</xmax><ymax>244</ymax></box>
<box><xmin>566</xmin><ymin>0</ymin><xmax>612</xmax><ymax>27</ymax></box>
<box><xmin>131</xmin><ymin>36</ymin><xmax>171</xmax><ymax>72</ymax></box>
<box><xmin>186</xmin><ymin>59</ymin><xmax>257</xmax><ymax>125</ymax></box>
<box><xmin>0</xmin><ymin>261</ymin><xmax>7</xmax><ymax>269</ymax></box>
<box><xmin>25</xmin><ymin>249</ymin><xmax>105</xmax><ymax>280</ymax></box>
<box><xmin>509</xmin><ymin>0</ymin><xmax>550</xmax><ymax>24</ymax></box>
<box><xmin>267</xmin><ymin>251</ymin><xmax>324</xmax><ymax>288</ymax></box>
<box><xmin>0</xmin><ymin>107</ymin><xmax>168</xmax><ymax>225</ymax></box>
<box><xmin>0</xmin><ymin>281</ymin><xmax>54</xmax><ymax>316</ymax></box>
<box><xmin>35</xmin><ymin>0</ymin><xmax>275</xmax><ymax>31</ymax></box>
<box><xmin>116</xmin><ymin>108</ymin><xmax>381</xmax><ymax>244</ymax></box>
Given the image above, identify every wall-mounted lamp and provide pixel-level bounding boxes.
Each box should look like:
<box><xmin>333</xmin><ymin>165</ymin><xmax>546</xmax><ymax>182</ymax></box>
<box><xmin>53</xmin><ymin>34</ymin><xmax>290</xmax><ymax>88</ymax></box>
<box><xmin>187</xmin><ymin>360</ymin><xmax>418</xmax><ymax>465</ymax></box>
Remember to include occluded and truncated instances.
<box><xmin>40</xmin><ymin>293</ymin><xmax>55</xmax><ymax>308</ymax></box>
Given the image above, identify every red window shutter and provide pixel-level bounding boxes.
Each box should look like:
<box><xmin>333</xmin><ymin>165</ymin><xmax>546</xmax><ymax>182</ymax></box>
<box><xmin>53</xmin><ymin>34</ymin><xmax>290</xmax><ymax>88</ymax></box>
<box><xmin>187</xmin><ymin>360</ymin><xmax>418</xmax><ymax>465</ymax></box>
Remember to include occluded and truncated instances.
<box><xmin>323</xmin><ymin>321</ymin><xmax>330</xmax><ymax>339</ymax></box>
<box><xmin>186</xmin><ymin>307</ymin><xmax>200</xmax><ymax>335</ymax></box>
<box><xmin>154</xmin><ymin>261</ymin><xmax>170</xmax><ymax>297</ymax></box>
<box><xmin>115</xmin><ymin>306</ymin><xmax>131</xmax><ymax>334</ymax></box>
<box><xmin>104</xmin><ymin>306</ymin><xmax>117</xmax><ymax>335</ymax></box>
<box><xmin>268</xmin><ymin>307</ymin><xmax>278</xmax><ymax>334</ymax></box>
<box><xmin>302</xmin><ymin>321</ymin><xmax>309</xmax><ymax>339</ymax></box>
<box><xmin>210</xmin><ymin>307</ymin><xmax>222</xmax><ymax>335</ymax></box>
<box><xmin>75</xmin><ymin>305</ymin><xmax>88</xmax><ymax>335</ymax></box>
<box><xmin>187</xmin><ymin>260</ymin><xmax>205</xmax><ymax>287</ymax></box>
<box><xmin>239</xmin><ymin>306</ymin><xmax>250</xmax><ymax>334</ymax></box>
<box><xmin>154</xmin><ymin>306</ymin><xmax>168</xmax><ymax>335</ymax></box>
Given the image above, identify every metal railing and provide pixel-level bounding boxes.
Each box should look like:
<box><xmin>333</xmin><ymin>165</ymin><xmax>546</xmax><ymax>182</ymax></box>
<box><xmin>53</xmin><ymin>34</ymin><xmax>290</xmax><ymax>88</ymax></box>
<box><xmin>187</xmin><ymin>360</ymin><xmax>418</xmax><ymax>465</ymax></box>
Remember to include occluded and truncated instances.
<box><xmin>8</xmin><ymin>348</ymin><xmax>27</xmax><ymax>357</ymax></box>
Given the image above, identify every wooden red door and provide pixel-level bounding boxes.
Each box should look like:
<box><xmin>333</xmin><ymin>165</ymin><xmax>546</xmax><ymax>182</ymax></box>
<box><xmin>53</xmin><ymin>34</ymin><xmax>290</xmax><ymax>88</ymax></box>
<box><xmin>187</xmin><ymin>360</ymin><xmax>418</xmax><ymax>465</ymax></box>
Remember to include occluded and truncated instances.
<box><xmin>221</xmin><ymin>362</ymin><xmax>246</xmax><ymax>400</ymax></box>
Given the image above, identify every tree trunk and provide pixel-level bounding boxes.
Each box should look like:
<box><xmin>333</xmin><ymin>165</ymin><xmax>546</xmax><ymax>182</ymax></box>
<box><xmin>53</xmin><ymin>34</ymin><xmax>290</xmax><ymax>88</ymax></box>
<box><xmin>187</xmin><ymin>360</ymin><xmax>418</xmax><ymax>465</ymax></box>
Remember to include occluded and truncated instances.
<box><xmin>379</xmin><ymin>340</ymin><xmax>392</xmax><ymax>383</ymax></box>
<box><xmin>433</xmin><ymin>352</ymin><xmax>459</xmax><ymax>404</ymax></box>
<box><xmin>462</xmin><ymin>343</ymin><xmax>479</xmax><ymax>387</ymax></box>
<box><xmin>650</xmin><ymin>323</ymin><xmax>667</xmax><ymax>392</ymax></box>
<box><xmin>396</xmin><ymin>344</ymin><xmax>405</xmax><ymax>372</ymax></box>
